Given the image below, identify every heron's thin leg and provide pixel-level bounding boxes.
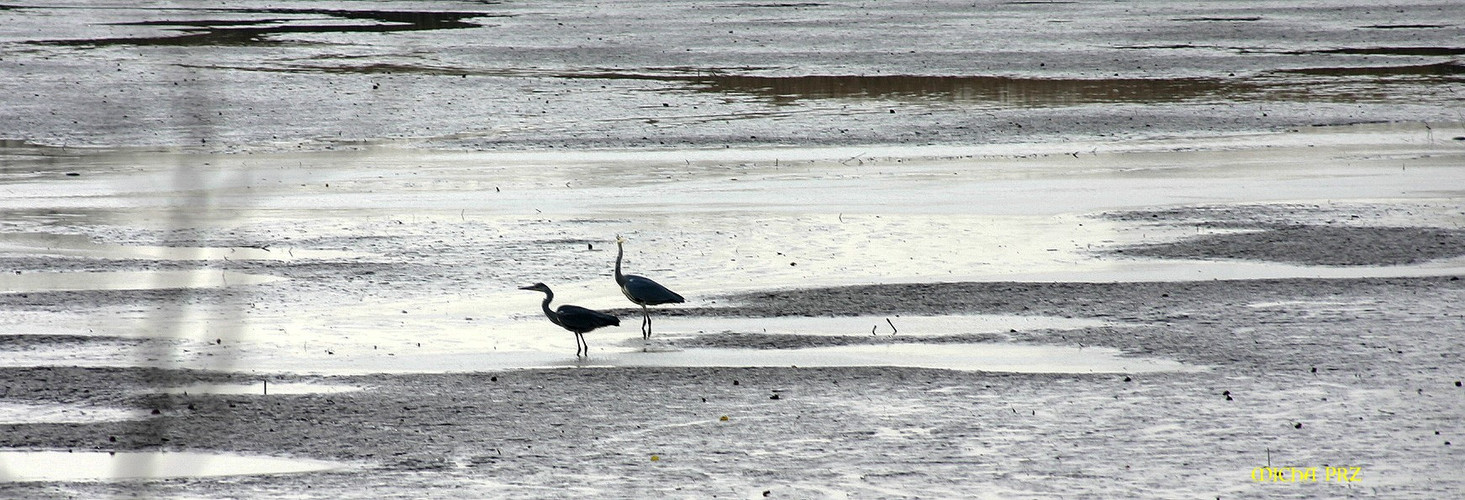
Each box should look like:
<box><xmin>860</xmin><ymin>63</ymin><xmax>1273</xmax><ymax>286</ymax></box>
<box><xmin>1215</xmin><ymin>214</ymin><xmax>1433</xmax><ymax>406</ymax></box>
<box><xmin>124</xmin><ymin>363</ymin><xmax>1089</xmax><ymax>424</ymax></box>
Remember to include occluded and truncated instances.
<box><xmin>642</xmin><ymin>305</ymin><xmax>651</xmax><ymax>340</ymax></box>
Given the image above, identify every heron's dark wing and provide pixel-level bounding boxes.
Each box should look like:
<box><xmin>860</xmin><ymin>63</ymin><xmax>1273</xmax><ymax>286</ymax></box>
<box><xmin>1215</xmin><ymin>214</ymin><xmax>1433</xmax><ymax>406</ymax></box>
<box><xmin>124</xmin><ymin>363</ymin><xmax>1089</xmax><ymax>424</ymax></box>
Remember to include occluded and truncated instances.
<box><xmin>623</xmin><ymin>275</ymin><xmax>685</xmax><ymax>305</ymax></box>
<box><xmin>555</xmin><ymin>305</ymin><xmax>620</xmax><ymax>333</ymax></box>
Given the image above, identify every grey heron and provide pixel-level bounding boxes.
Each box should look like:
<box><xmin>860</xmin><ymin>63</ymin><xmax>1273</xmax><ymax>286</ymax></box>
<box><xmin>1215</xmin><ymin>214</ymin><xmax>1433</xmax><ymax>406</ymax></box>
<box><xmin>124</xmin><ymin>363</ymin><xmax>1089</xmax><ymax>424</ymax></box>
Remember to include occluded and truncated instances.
<box><xmin>614</xmin><ymin>235</ymin><xmax>685</xmax><ymax>340</ymax></box>
<box><xmin>519</xmin><ymin>282</ymin><xmax>620</xmax><ymax>357</ymax></box>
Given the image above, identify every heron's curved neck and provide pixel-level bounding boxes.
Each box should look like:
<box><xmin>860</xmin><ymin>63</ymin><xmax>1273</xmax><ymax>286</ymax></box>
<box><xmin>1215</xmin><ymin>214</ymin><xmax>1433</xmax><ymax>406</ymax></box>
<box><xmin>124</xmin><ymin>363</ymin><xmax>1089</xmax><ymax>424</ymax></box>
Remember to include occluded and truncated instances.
<box><xmin>539</xmin><ymin>291</ymin><xmax>560</xmax><ymax>325</ymax></box>
<box><xmin>614</xmin><ymin>242</ymin><xmax>626</xmax><ymax>284</ymax></box>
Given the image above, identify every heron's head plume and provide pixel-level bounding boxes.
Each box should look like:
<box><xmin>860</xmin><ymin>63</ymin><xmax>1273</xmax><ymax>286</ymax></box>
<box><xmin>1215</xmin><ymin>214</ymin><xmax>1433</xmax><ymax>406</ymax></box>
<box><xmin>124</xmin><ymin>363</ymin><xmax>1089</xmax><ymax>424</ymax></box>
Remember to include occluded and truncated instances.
<box><xmin>615</xmin><ymin>234</ymin><xmax>626</xmax><ymax>245</ymax></box>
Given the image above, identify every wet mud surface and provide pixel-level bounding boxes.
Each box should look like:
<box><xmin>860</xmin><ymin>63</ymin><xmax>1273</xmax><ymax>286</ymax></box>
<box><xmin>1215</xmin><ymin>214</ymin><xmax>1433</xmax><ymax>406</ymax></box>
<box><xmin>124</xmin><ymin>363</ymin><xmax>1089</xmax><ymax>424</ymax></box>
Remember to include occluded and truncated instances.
<box><xmin>1101</xmin><ymin>204</ymin><xmax>1465</xmax><ymax>266</ymax></box>
<box><xmin>3</xmin><ymin>1</ymin><xmax>1464</xmax><ymax>150</ymax></box>
<box><xmin>3</xmin><ymin>207</ymin><xmax>1464</xmax><ymax>497</ymax></box>
<box><xmin>1112</xmin><ymin>225</ymin><xmax>1465</xmax><ymax>266</ymax></box>
<box><xmin>2</xmin><ymin>1</ymin><xmax>1464</xmax><ymax>497</ymax></box>
<box><xmin>2</xmin><ymin>270</ymin><xmax>1463</xmax><ymax>497</ymax></box>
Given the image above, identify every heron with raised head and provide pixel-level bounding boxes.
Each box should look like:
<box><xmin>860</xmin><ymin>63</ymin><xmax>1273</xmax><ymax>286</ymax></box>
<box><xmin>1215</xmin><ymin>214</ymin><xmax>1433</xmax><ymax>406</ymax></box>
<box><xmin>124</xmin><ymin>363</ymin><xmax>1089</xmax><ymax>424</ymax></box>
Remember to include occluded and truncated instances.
<box><xmin>614</xmin><ymin>235</ymin><xmax>685</xmax><ymax>340</ymax></box>
<box><xmin>519</xmin><ymin>282</ymin><xmax>620</xmax><ymax>357</ymax></box>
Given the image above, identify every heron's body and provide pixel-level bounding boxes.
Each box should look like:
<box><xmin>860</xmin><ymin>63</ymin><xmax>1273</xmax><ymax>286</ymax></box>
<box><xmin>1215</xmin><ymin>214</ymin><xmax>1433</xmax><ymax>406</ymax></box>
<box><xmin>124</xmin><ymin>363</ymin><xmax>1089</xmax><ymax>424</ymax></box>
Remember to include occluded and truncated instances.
<box><xmin>520</xmin><ymin>283</ymin><xmax>619</xmax><ymax>357</ymax></box>
<box><xmin>615</xmin><ymin>236</ymin><xmax>684</xmax><ymax>340</ymax></box>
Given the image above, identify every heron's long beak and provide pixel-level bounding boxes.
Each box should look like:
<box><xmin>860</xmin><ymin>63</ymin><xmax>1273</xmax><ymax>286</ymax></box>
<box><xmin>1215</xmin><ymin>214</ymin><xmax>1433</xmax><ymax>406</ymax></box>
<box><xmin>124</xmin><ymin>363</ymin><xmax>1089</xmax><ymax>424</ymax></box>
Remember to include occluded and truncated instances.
<box><xmin>518</xmin><ymin>284</ymin><xmax>537</xmax><ymax>290</ymax></box>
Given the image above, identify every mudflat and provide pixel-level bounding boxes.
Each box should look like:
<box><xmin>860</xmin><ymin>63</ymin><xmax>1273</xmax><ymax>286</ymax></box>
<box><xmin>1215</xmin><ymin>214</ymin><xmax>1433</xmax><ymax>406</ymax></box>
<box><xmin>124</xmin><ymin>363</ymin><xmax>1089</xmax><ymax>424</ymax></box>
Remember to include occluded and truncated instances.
<box><xmin>2</xmin><ymin>0</ymin><xmax>1464</xmax><ymax>497</ymax></box>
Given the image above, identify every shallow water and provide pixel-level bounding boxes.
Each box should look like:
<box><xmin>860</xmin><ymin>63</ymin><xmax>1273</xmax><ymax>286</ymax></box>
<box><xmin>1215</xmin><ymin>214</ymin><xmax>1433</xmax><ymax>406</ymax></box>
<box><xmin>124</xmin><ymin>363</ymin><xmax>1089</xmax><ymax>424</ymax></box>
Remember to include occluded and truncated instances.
<box><xmin>0</xmin><ymin>402</ymin><xmax>148</xmax><ymax>425</ymax></box>
<box><xmin>571</xmin><ymin>343</ymin><xmax>1200</xmax><ymax>374</ymax></box>
<box><xmin>667</xmin><ymin>314</ymin><xmax>1110</xmax><ymax>336</ymax></box>
<box><xmin>0</xmin><ymin>270</ymin><xmax>280</xmax><ymax>293</ymax></box>
<box><xmin>0</xmin><ymin>124</ymin><xmax>1462</xmax><ymax>375</ymax></box>
<box><xmin>0</xmin><ymin>232</ymin><xmax>362</xmax><ymax>261</ymax></box>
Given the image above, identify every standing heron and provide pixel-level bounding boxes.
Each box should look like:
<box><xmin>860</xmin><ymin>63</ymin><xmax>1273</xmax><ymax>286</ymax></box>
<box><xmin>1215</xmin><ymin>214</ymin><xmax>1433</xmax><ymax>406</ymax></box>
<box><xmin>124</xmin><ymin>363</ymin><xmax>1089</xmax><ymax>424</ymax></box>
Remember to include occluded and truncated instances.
<box><xmin>614</xmin><ymin>235</ymin><xmax>685</xmax><ymax>340</ymax></box>
<box><xmin>519</xmin><ymin>283</ymin><xmax>620</xmax><ymax>357</ymax></box>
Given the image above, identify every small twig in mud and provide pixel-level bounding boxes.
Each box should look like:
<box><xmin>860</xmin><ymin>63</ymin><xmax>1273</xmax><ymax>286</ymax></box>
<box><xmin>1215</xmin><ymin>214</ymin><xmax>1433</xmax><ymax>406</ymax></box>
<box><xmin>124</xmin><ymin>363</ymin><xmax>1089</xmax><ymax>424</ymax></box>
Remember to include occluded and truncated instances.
<box><xmin>871</xmin><ymin>325</ymin><xmax>877</xmax><ymax>335</ymax></box>
<box><xmin>840</xmin><ymin>152</ymin><xmax>866</xmax><ymax>166</ymax></box>
<box><xmin>263</xmin><ymin>380</ymin><xmax>268</xmax><ymax>396</ymax></box>
<box><xmin>886</xmin><ymin>318</ymin><xmax>897</xmax><ymax>335</ymax></box>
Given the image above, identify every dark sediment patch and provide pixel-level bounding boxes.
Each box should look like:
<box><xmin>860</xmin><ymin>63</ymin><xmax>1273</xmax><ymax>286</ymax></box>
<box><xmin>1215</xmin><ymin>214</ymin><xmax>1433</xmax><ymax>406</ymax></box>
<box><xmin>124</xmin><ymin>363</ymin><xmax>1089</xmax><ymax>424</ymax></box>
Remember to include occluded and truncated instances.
<box><xmin>1277</xmin><ymin>61</ymin><xmax>1465</xmax><ymax>77</ymax></box>
<box><xmin>647</xmin><ymin>276</ymin><xmax>1465</xmax><ymax>320</ymax></box>
<box><xmin>1310</xmin><ymin>47</ymin><xmax>1465</xmax><ymax>57</ymax></box>
<box><xmin>1111</xmin><ymin>226</ymin><xmax>1465</xmax><ymax>266</ymax></box>
<box><xmin>0</xmin><ymin>366</ymin><xmax>254</xmax><ymax>405</ymax></box>
<box><xmin>1100</xmin><ymin>203</ymin><xmax>1465</xmax><ymax>266</ymax></box>
<box><xmin>32</xmin><ymin>8</ymin><xmax>498</xmax><ymax>47</ymax></box>
<box><xmin>730</xmin><ymin>2</ymin><xmax>828</xmax><ymax>7</ymax></box>
<box><xmin>565</xmin><ymin>65</ymin><xmax>1461</xmax><ymax>108</ymax></box>
<box><xmin>1102</xmin><ymin>203</ymin><xmax>1353</xmax><ymax>227</ymax></box>
<box><xmin>1173</xmin><ymin>16</ymin><xmax>1263</xmax><ymax>22</ymax></box>
<box><xmin>569</xmin><ymin>72</ymin><xmax>1260</xmax><ymax>107</ymax></box>
<box><xmin>0</xmin><ymin>334</ymin><xmax>159</xmax><ymax>351</ymax></box>
<box><xmin>1363</xmin><ymin>24</ymin><xmax>1450</xmax><ymax>29</ymax></box>
<box><xmin>1113</xmin><ymin>44</ymin><xmax>1205</xmax><ymax>50</ymax></box>
<box><xmin>0</xmin><ymin>287</ymin><xmax>240</xmax><ymax>312</ymax></box>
